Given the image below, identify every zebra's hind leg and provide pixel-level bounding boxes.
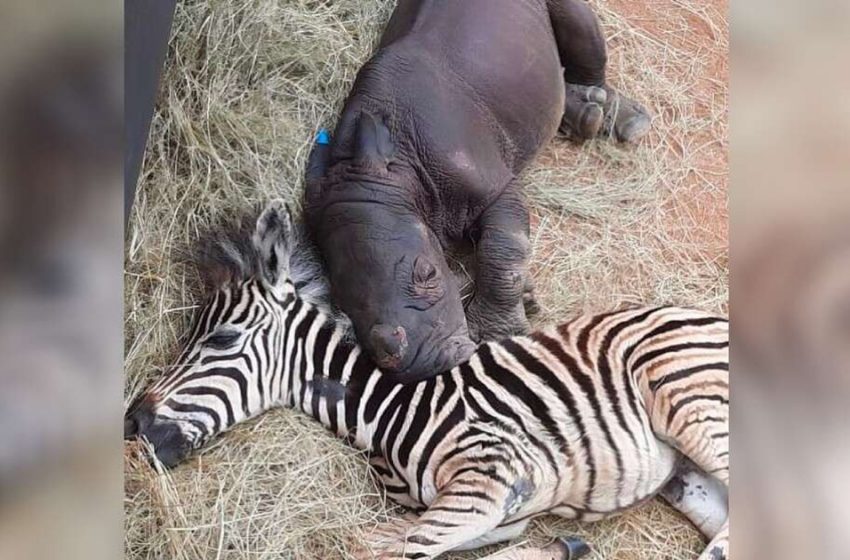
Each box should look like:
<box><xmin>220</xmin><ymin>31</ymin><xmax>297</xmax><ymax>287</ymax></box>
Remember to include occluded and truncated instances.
<box><xmin>698</xmin><ymin>522</ymin><xmax>729</xmax><ymax>560</ymax></box>
<box><xmin>634</xmin><ymin>313</ymin><xmax>729</xmax><ymax>557</ymax></box>
<box><xmin>660</xmin><ymin>458</ymin><xmax>729</xmax><ymax>560</ymax></box>
<box><xmin>660</xmin><ymin>458</ymin><xmax>727</xmax><ymax>539</ymax></box>
<box><xmin>640</xmin><ymin>342</ymin><xmax>729</xmax><ymax>557</ymax></box>
<box><xmin>657</xmin><ymin>449</ymin><xmax>729</xmax><ymax>560</ymax></box>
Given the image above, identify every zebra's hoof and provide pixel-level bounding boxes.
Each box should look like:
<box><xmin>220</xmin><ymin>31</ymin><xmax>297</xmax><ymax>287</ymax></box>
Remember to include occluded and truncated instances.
<box><xmin>549</xmin><ymin>536</ymin><xmax>591</xmax><ymax>560</ymax></box>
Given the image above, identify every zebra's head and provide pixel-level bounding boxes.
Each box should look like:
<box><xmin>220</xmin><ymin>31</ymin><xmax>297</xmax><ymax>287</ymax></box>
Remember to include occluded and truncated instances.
<box><xmin>125</xmin><ymin>201</ymin><xmax>299</xmax><ymax>467</ymax></box>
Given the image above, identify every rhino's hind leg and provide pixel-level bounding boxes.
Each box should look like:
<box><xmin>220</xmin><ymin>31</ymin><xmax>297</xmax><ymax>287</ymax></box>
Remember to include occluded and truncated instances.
<box><xmin>547</xmin><ymin>0</ymin><xmax>651</xmax><ymax>144</ymax></box>
<box><xmin>466</xmin><ymin>186</ymin><xmax>532</xmax><ymax>342</ymax></box>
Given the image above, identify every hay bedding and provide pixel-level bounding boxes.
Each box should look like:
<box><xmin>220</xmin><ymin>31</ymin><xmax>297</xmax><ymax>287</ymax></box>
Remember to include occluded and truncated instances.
<box><xmin>124</xmin><ymin>0</ymin><xmax>727</xmax><ymax>558</ymax></box>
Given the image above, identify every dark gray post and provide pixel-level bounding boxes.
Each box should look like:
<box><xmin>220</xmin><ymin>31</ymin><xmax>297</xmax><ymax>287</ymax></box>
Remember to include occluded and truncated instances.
<box><xmin>124</xmin><ymin>0</ymin><xmax>177</xmax><ymax>226</ymax></box>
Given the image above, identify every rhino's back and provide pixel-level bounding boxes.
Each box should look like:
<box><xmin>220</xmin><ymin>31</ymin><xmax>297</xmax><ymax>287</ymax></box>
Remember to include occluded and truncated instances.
<box><xmin>330</xmin><ymin>0</ymin><xmax>564</xmax><ymax>237</ymax></box>
<box><xmin>382</xmin><ymin>0</ymin><xmax>565</xmax><ymax>162</ymax></box>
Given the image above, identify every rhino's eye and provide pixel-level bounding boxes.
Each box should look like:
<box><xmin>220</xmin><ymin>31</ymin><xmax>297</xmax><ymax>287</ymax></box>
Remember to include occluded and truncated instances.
<box><xmin>204</xmin><ymin>329</ymin><xmax>241</xmax><ymax>350</ymax></box>
<box><xmin>413</xmin><ymin>256</ymin><xmax>441</xmax><ymax>288</ymax></box>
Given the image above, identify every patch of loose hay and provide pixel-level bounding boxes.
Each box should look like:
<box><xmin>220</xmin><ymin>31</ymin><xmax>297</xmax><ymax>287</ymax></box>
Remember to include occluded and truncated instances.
<box><xmin>125</xmin><ymin>0</ymin><xmax>726</xmax><ymax>558</ymax></box>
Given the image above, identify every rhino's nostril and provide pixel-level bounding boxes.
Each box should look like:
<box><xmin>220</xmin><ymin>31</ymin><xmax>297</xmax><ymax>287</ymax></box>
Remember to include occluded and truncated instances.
<box><xmin>370</xmin><ymin>324</ymin><xmax>408</xmax><ymax>359</ymax></box>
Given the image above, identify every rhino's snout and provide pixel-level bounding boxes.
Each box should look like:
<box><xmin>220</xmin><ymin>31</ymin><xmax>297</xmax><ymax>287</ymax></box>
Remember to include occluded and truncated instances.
<box><xmin>370</xmin><ymin>324</ymin><xmax>408</xmax><ymax>370</ymax></box>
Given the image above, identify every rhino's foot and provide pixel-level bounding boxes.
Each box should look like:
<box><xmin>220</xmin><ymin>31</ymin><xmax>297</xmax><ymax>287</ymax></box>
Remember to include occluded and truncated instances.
<box><xmin>559</xmin><ymin>83</ymin><xmax>607</xmax><ymax>141</ymax></box>
<box><xmin>601</xmin><ymin>88</ymin><xmax>652</xmax><ymax>144</ymax></box>
<box><xmin>467</xmin><ymin>299</ymin><xmax>530</xmax><ymax>343</ymax></box>
<box><xmin>522</xmin><ymin>280</ymin><xmax>542</xmax><ymax>318</ymax></box>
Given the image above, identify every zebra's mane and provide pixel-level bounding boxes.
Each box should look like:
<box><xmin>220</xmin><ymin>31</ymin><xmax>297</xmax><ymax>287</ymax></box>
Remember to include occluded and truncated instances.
<box><xmin>191</xmin><ymin>207</ymin><xmax>354</xmax><ymax>339</ymax></box>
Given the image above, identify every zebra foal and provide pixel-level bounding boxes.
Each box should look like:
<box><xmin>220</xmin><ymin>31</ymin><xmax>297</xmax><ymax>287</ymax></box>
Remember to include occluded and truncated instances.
<box><xmin>125</xmin><ymin>201</ymin><xmax>729</xmax><ymax>560</ymax></box>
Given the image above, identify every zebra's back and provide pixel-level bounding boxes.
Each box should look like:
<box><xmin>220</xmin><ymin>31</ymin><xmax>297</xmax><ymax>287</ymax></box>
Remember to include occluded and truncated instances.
<box><xmin>399</xmin><ymin>306</ymin><xmax>729</xmax><ymax>520</ymax></box>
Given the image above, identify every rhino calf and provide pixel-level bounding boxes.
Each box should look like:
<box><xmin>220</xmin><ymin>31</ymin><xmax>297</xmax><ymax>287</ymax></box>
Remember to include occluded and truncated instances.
<box><xmin>305</xmin><ymin>0</ymin><xmax>650</xmax><ymax>382</ymax></box>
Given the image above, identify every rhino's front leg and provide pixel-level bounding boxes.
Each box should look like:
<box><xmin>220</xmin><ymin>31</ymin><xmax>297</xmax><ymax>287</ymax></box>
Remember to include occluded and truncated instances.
<box><xmin>466</xmin><ymin>187</ymin><xmax>534</xmax><ymax>342</ymax></box>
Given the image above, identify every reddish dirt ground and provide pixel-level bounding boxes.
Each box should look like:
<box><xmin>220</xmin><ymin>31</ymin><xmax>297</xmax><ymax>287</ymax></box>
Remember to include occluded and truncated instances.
<box><xmin>526</xmin><ymin>0</ymin><xmax>728</xmax><ymax>313</ymax></box>
<box><xmin>610</xmin><ymin>0</ymin><xmax>728</xmax><ymax>255</ymax></box>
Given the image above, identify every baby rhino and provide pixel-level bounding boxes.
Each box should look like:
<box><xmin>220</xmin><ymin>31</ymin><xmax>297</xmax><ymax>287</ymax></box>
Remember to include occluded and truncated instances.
<box><xmin>305</xmin><ymin>0</ymin><xmax>651</xmax><ymax>381</ymax></box>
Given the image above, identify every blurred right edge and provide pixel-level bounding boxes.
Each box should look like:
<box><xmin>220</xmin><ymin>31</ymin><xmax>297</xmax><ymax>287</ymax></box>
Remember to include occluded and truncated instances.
<box><xmin>732</xmin><ymin>1</ymin><xmax>850</xmax><ymax>559</ymax></box>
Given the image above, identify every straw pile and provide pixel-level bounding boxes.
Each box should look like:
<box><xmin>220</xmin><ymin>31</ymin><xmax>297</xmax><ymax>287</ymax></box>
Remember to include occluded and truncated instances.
<box><xmin>124</xmin><ymin>0</ymin><xmax>727</xmax><ymax>558</ymax></box>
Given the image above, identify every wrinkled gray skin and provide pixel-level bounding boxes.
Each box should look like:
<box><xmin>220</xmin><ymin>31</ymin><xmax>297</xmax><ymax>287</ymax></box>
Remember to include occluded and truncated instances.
<box><xmin>305</xmin><ymin>0</ymin><xmax>650</xmax><ymax>382</ymax></box>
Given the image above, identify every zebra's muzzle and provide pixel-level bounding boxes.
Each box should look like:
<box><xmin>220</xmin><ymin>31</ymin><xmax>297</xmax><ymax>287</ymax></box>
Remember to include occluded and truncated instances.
<box><xmin>124</xmin><ymin>400</ymin><xmax>193</xmax><ymax>468</ymax></box>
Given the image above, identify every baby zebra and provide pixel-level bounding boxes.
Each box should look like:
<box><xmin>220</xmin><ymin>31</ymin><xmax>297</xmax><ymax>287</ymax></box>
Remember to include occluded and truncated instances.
<box><xmin>125</xmin><ymin>201</ymin><xmax>729</xmax><ymax>560</ymax></box>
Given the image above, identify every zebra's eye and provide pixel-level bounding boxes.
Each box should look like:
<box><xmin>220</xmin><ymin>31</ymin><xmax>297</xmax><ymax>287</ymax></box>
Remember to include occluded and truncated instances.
<box><xmin>204</xmin><ymin>329</ymin><xmax>241</xmax><ymax>350</ymax></box>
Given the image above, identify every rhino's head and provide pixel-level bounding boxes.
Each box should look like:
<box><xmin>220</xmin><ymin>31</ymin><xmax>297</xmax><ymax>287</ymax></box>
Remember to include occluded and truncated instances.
<box><xmin>305</xmin><ymin>112</ymin><xmax>475</xmax><ymax>381</ymax></box>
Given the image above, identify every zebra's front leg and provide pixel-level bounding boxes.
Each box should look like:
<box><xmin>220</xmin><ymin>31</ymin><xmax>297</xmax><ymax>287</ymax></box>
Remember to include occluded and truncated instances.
<box><xmin>369</xmin><ymin>455</ymin><xmax>423</xmax><ymax>510</ymax></box>
<box><xmin>354</xmin><ymin>474</ymin><xmax>589</xmax><ymax>560</ymax></box>
<box><xmin>481</xmin><ymin>537</ymin><xmax>591</xmax><ymax>560</ymax></box>
<box><xmin>459</xmin><ymin>520</ymin><xmax>591</xmax><ymax>560</ymax></box>
<box><xmin>354</xmin><ymin>474</ymin><xmax>517</xmax><ymax>559</ymax></box>
<box><xmin>355</xmin><ymin>516</ymin><xmax>588</xmax><ymax>560</ymax></box>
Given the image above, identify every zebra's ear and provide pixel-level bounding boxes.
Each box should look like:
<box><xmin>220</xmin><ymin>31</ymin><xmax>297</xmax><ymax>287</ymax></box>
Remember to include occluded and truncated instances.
<box><xmin>253</xmin><ymin>200</ymin><xmax>293</xmax><ymax>288</ymax></box>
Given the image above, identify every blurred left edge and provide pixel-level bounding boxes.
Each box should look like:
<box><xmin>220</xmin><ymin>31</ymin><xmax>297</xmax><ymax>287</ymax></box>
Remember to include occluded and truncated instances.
<box><xmin>0</xmin><ymin>1</ymin><xmax>127</xmax><ymax>559</ymax></box>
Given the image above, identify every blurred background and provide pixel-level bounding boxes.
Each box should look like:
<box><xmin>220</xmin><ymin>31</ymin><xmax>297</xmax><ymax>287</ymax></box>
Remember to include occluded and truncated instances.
<box><xmin>0</xmin><ymin>0</ymin><xmax>846</xmax><ymax>559</ymax></box>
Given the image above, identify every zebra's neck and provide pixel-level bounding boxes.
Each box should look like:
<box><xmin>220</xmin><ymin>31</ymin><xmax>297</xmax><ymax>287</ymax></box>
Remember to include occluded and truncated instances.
<box><xmin>277</xmin><ymin>295</ymin><xmax>396</xmax><ymax>450</ymax></box>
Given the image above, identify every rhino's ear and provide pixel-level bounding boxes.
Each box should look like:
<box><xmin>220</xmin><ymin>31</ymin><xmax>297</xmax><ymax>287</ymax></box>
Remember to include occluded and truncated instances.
<box><xmin>253</xmin><ymin>200</ymin><xmax>292</xmax><ymax>288</ymax></box>
<box><xmin>354</xmin><ymin>112</ymin><xmax>395</xmax><ymax>167</ymax></box>
<box><xmin>306</xmin><ymin>129</ymin><xmax>332</xmax><ymax>183</ymax></box>
<box><xmin>305</xmin><ymin>146</ymin><xmax>329</xmax><ymax>211</ymax></box>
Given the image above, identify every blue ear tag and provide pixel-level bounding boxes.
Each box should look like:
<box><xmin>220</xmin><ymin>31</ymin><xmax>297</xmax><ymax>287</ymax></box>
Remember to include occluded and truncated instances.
<box><xmin>316</xmin><ymin>128</ymin><xmax>331</xmax><ymax>146</ymax></box>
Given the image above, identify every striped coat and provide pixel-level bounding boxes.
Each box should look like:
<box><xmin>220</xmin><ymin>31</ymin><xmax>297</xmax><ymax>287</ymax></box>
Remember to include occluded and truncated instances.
<box><xmin>125</xmin><ymin>202</ymin><xmax>729</xmax><ymax>560</ymax></box>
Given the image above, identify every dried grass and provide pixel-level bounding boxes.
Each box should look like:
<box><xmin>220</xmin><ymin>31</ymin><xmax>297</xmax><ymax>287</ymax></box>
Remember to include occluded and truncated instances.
<box><xmin>124</xmin><ymin>0</ymin><xmax>727</xmax><ymax>558</ymax></box>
